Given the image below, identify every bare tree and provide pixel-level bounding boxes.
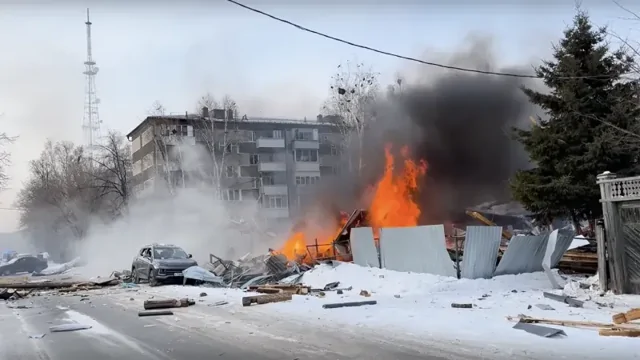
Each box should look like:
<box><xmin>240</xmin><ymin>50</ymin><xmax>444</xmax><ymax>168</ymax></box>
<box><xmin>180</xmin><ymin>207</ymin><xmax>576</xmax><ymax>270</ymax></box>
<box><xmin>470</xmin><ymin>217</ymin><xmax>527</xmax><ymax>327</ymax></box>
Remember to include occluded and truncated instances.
<box><xmin>192</xmin><ymin>93</ymin><xmax>245</xmax><ymax>199</ymax></box>
<box><xmin>322</xmin><ymin>61</ymin><xmax>379</xmax><ymax>175</ymax></box>
<box><xmin>0</xmin><ymin>131</ymin><xmax>16</xmax><ymax>191</ymax></box>
<box><xmin>16</xmin><ymin>140</ymin><xmax>99</xmax><ymax>261</ymax></box>
<box><xmin>148</xmin><ymin>100</ymin><xmax>166</xmax><ymax>116</ymax></box>
<box><xmin>90</xmin><ymin>131</ymin><xmax>132</xmax><ymax>217</ymax></box>
<box><xmin>196</xmin><ymin>92</ymin><xmax>219</xmax><ymax>113</ymax></box>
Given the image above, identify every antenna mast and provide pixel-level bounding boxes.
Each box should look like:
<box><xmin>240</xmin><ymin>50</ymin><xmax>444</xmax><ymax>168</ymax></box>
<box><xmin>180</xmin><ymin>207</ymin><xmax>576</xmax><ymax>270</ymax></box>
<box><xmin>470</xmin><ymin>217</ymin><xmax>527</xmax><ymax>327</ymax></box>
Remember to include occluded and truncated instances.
<box><xmin>82</xmin><ymin>8</ymin><xmax>101</xmax><ymax>154</ymax></box>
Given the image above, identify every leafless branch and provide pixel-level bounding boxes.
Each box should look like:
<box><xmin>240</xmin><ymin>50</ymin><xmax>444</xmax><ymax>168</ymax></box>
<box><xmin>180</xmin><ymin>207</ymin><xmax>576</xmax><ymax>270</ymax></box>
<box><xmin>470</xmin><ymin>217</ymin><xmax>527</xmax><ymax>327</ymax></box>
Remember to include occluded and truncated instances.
<box><xmin>0</xmin><ymin>131</ymin><xmax>17</xmax><ymax>190</ymax></box>
<box><xmin>322</xmin><ymin>60</ymin><xmax>380</xmax><ymax>175</ymax></box>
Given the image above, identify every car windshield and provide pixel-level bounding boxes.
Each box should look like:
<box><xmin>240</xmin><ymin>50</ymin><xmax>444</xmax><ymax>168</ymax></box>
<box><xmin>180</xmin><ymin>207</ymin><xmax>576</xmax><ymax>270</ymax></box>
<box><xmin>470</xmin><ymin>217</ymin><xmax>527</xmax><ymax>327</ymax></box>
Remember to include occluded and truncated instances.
<box><xmin>153</xmin><ymin>247</ymin><xmax>188</xmax><ymax>260</ymax></box>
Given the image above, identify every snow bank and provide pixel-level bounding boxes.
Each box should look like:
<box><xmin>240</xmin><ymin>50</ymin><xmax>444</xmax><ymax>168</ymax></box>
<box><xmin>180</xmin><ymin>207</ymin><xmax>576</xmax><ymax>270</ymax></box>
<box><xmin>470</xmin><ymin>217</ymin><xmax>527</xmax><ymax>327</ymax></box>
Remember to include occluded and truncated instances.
<box><xmin>148</xmin><ymin>262</ymin><xmax>640</xmax><ymax>360</ymax></box>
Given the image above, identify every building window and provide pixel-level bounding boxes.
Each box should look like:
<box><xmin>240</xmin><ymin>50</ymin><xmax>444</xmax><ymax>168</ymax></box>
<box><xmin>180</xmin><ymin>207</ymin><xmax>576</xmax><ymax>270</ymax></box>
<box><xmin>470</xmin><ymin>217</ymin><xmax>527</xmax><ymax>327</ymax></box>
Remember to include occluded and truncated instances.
<box><xmin>261</xmin><ymin>175</ymin><xmax>274</xmax><ymax>185</ymax></box>
<box><xmin>225</xmin><ymin>144</ymin><xmax>239</xmax><ymax>153</ymax></box>
<box><xmin>295</xmin><ymin>149</ymin><xmax>318</xmax><ymax>162</ymax></box>
<box><xmin>273</xmin><ymin>130</ymin><xmax>283</xmax><ymax>139</ymax></box>
<box><xmin>224</xmin><ymin>166</ymin><xmax>238</xmax><ymax>178</ymax></box>
<box><xmin>264</xmin><ymin>195</ymin><xmax>287</xmax><ymax>209</ymax></box>
<box><xmin>296</xmin><ymin>176</ymin><xmax>320</xmax><ymax>185</ymax></box>
<box><xmin>249</xmin><ymin>154</ymin><xmax>259</xmax><ymax>165</ymax></box>
<box><xmin>251</xmin><ymin>178</ymin><xmax>259</xmax><ymax>188</ymax></box>
<box><xmin>330</xmin><ymin>144</ymin><xmax>339</xmax><ymax>156</ymax></box>
<box><xmin>294</xmin><ymin>129</ymin><xmax>313</xmax><ymax>141</ymax></box>
<box><xmin>248</xmin><ymin>131</ymin><xmax>255</xmax><ymax>142</ymax></box>
<box><xmin>223</xmin><ymin>189</ymin><xmax>241</xmax><ymax>201</ymax></box>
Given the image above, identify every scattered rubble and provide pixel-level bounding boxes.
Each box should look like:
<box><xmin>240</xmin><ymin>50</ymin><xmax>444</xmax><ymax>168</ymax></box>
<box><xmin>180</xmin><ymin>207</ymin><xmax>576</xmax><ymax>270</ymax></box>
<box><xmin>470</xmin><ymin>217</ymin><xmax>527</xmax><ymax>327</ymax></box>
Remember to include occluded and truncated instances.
<box><xmin>542</xmin><ymin>291</ymin><xmax>584</xmax><ymax>308</ymax></box>
<box><xmin>451</xmin><ymin>303</ymin><xmax>473</xmax><ymax>309</ymax></box>
<box><xmin>322</xmin><ymin>300</ymin><xmax>377</xmax><ymax>309</ymax></box>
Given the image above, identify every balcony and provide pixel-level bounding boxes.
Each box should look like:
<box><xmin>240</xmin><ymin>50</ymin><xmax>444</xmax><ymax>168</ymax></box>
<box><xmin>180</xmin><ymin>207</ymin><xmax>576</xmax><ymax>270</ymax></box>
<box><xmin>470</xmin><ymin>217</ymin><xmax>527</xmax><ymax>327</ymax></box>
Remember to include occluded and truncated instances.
<box><xmin>293</xmin><ymin>140</ymin><xmax>319</xmax><ymax>150</ymax></box>
<box><xmin>261</xmin><ymin>208</ymin><xmax>290</xmax><ymax>219</ymax></box>
<box><xmin>160</xmin><ymin>136</ymin><xmax>196</xmax><ymax>146</ymax></box>
<box><xmin>258</xmin><ymin>162</ymin><xmax>286</xmax><ymax>172</ymax></box>
<box><xmin>295</xmin><ymin>162</ymin><xmax>320</xmax><ymax>172</ymax></box>
<box><xmin>256</xmin><ymin>138</ymin><xmax>285</xmax><ymax>148</ymax></box>
<box><xmin>262</xmin><ymin>184</ymin><xmax>288</xmax><ymax>196</ymax></box>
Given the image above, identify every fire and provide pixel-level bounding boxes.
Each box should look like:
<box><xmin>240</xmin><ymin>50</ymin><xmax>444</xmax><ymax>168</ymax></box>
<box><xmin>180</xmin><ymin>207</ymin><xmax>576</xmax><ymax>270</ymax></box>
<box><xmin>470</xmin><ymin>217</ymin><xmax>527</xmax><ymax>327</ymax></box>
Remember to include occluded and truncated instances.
<box><xmin>277</xmin><ymin>143</ymin><xmax>427</xmax><ymax>261</ymax></box>
<box><xmin>368</xmin><ymin>145</ymin><xmax>427</xmax><ymax>229</ymax></box>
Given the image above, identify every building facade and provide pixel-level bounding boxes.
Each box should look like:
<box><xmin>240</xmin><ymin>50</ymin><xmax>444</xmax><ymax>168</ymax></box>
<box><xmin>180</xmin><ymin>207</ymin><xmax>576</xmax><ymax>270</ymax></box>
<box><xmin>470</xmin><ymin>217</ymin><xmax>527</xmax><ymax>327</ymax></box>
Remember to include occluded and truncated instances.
<box><xmin>126</xmin><ymin>110</ymin><xmax>344</xmax><ymax>219</ymax></box>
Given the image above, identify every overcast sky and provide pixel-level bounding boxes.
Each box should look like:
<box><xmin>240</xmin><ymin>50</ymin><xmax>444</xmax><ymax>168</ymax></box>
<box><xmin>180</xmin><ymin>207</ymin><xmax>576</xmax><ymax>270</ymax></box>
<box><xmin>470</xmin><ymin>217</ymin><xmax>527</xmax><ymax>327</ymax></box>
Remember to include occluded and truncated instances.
<box><xmin>0</xmin><ymin>0</ymin><xmax>637</xmax><ymax>232</ymax></box>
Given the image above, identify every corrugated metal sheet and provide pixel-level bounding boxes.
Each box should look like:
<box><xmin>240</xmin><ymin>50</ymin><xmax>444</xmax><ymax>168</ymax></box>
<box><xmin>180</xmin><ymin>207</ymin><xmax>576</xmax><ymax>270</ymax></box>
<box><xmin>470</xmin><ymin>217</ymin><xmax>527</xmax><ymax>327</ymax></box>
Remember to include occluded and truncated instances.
<box><xmin>550</xmin><ymin>229</ymin><xmax>575</xmax><ymax>268</ymax></box>
<box><xmin>379</xmin><ymin>225</ymin><xmax>455</xmax><ymax>277</ymax></box>
<box><xmin>460</xmin><ymin>226</ymin><xmax>502</xmax><ymax>279</ymax></box>
<box><xmin>542</xmin><ymin>230</ymin><xmax>564</xmax><ymax>289</ymax></box>
<box><xmin>493</xmin><ymin>233</ymin><xmax>550</xmax><ymax>276</ymax></box>
<box><xmin>350</xmin><ymin>227</ymin><xmax>380</xmax><ymax>268</ymax></box>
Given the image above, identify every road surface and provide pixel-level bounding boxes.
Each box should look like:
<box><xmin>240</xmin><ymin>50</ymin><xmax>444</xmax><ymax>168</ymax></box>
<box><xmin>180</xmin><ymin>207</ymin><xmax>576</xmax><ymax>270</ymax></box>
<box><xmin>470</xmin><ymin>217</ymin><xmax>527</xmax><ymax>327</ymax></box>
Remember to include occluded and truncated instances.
<box><xmin>0</xmin><ymin>287</ymin><xmax>479</xmax><ymax>360</ymax></box>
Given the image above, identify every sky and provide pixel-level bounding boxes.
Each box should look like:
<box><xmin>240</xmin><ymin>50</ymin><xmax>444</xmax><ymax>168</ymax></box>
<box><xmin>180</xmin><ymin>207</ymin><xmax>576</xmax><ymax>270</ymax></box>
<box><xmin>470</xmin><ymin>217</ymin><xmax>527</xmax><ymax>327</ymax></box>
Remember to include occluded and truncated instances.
<box><xmin>0</xmin><ymin>0</ymin><xmax>637</xmax><ymax>232</ymax></box>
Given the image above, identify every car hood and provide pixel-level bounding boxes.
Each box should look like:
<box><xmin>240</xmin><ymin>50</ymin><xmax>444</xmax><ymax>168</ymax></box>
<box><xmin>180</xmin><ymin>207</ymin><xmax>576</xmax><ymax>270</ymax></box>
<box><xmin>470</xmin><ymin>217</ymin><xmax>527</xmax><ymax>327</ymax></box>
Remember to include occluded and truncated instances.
<box><xmin>153</xmin><ymin>259</ymin><xmax>197</xmax><ymax>268</ymax></box>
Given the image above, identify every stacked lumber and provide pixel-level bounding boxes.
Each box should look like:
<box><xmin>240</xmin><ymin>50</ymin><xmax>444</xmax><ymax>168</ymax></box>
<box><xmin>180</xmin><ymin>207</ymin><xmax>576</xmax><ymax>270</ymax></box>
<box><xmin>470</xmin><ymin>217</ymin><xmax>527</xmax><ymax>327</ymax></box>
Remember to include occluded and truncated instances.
<box><xmin>557</xmin><ymin>251</ymin><xmax>598</xmax><ymax>274</ymax></box>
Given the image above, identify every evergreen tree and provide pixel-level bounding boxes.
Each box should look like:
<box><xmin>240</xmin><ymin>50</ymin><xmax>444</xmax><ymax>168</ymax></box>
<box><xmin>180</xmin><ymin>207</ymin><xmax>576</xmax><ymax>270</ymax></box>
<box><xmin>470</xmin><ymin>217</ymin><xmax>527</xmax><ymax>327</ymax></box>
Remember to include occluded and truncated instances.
<box><xmin>511</xmin><ymin>10</ymin><xmax>639</xmax><ymax>226</ymax></box>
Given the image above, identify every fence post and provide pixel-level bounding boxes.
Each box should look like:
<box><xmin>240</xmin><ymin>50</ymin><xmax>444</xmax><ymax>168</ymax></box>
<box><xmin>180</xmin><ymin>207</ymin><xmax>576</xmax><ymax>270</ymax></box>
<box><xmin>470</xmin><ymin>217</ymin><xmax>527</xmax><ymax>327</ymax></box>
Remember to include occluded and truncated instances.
<box><xmin>595</xmin><ymin>219</ymin><xmax>608</xmax><ymax>292</ymax></box>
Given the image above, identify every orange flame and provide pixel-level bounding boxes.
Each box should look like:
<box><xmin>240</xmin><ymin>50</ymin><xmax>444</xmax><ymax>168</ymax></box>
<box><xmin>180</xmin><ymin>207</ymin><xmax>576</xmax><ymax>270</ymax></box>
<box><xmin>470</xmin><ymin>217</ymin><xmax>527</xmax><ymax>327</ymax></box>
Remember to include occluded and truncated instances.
<box><xmin>368</xmin><ymin>144</ymin><xmax>427</xmax><ymax>229</ymax></box>
<box><xmin>278</xmin><ymin>143</ymin><xmax>427</xmax><ymax>261</ymax></box>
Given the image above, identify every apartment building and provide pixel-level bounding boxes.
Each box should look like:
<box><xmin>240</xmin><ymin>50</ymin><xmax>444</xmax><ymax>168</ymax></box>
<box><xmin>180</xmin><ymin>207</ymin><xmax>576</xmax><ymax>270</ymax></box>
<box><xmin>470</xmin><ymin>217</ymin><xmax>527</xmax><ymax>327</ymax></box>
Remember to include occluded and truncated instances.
<box><xmin>126</xmin><ymin>109</ymin><xmax>344</xmax><ymax>219</ymax></box>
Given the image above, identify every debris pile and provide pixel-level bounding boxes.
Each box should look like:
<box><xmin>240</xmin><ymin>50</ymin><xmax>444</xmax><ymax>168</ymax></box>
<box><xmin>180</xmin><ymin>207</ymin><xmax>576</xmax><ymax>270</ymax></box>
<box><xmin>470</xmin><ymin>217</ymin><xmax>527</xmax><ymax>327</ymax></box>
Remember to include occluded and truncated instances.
<box><xmin>0</xmin><ymin>275</ymin><xmax>126</xmax><ymax>300</ymax></box>
<box><xmin>205</xmin><ymin>251</ymin><xmax>308</xmax><ymax>288</ymax></box>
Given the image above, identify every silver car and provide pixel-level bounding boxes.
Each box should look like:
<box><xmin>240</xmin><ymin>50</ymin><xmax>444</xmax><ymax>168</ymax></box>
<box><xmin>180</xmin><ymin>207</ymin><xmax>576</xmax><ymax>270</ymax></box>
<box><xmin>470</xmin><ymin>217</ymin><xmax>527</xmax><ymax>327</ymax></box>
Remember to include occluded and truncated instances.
<box><xmin>131</xmin><ymin>244</ymin><xmax>197</xmax><ymax>286</ymax></box>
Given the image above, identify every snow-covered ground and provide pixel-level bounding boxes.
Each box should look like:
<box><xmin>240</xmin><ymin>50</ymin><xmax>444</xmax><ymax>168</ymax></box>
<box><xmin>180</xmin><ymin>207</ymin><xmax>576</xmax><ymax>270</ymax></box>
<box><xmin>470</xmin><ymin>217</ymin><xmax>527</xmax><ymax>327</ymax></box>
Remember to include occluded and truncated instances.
<box><xmin>145</xmin><ymin>263</ymin><xmax>640</xmax><ymax>359</ymax></box>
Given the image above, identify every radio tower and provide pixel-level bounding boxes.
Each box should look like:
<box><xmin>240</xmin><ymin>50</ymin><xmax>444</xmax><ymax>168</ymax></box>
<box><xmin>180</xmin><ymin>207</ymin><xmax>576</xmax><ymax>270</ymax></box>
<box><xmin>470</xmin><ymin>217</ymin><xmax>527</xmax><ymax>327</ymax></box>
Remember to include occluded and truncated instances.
<box><xmin>82</xmin><ymin>8</ymin><xmax>101</xmax><ymax>153</ymax></box>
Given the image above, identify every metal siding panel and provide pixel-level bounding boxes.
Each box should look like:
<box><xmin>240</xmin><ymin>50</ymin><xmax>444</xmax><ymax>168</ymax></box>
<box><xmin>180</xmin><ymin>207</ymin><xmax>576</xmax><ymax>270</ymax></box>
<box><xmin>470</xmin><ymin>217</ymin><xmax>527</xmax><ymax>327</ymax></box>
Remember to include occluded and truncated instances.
<box><xmin>379</xmin><ymin>225</ymin><xmax>455</xmax><ymax>277</ymax></box>
<box><xmin>461</xmin><ymin>226</ymin><xmax>501</xmax><ymax>279</ymax></box>
<box><xmin>494</xmin><ymin>233</ymin><xmax>550</xmax><ymax>276</ymax></box>
<box><xmin>350</xmin><ymin>227</ymin><xmax>380</xmax><ymax>268</ymax></box>
<box><xmin>549</xmin><ymin>228</ymin><xmax>575</xmax><ymax>268</ymax></box>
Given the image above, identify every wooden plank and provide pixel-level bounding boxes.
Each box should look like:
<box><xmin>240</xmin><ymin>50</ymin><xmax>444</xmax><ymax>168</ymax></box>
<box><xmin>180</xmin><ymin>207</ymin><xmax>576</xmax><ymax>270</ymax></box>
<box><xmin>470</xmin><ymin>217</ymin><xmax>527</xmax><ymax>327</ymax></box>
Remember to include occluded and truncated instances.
<box><xmin>596</xmin><ymin>221</ymin><xmax>609</xmax><ymax>292</ymax></box>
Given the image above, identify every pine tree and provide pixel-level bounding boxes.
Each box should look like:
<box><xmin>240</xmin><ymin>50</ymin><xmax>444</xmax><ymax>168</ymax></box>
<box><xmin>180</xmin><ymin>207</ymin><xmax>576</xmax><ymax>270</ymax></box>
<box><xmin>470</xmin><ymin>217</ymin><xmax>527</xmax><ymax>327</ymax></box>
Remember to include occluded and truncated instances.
<box><xmin>511</xmin><ymin>10</ymin><xmax>639</xmax><ymax>226</ymax></box>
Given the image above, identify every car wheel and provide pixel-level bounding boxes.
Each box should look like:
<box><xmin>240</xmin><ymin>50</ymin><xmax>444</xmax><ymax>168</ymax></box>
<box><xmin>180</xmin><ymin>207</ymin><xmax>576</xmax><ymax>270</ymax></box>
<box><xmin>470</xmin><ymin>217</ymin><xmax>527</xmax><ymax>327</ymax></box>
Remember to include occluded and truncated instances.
<box><xmin>148</xmin><ymin>269</ymin><xmax>158</xmax><ymax>287</ymax></box>
<box><xmin>131</xmin><ymin>267</ymin><xmax>139</xmax><ymax>284</ymax></box>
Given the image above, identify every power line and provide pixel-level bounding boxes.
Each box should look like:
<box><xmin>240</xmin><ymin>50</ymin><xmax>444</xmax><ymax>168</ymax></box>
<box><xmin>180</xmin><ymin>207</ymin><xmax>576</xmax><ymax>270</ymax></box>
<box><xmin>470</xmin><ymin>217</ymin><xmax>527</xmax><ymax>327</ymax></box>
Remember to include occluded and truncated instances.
<box><xmin>226</xmin><ymin>0</ymin><xmax>631</xmax><ymax>80</ymax></box>
<box><xmin>0</xmin><ymin>207</ymin><xmax>20</xmax><ymax>211</ymax></box>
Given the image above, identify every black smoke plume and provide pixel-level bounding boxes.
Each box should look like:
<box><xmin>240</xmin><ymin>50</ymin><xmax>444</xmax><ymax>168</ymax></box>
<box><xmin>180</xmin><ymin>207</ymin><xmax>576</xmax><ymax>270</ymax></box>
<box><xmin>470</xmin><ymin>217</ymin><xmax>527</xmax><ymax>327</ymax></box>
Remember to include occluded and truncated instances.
<box><xmin>311</xmin><ymin>59</ymin><xmax>538</xmax><ymax>225</ymax></box>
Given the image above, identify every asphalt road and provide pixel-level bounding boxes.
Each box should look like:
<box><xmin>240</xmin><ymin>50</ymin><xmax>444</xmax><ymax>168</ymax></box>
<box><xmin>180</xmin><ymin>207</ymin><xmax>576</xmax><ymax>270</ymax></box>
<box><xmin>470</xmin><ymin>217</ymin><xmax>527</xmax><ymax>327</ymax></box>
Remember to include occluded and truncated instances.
<box><xmin>0</xmin><ymin>289</ymin><xmax>475</xmax><ymax>360</ymax></box>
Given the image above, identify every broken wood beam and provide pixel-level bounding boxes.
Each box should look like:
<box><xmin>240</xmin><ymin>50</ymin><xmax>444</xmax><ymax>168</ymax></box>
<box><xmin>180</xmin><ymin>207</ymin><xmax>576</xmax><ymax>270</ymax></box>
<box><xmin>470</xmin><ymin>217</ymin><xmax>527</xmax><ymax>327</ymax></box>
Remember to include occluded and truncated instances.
<box><xmin>138</xmin><ymin>310</ymin><xmax>174</xmax><ymax>317</ymax></box>
<box><xmin>599</xmin><ymin>327</ymin><xmax>640</xmax><ymax>337</ymax></box>
<box><xmin>0</xmin><ymin>281</ymin><xmax>83</xmax><ymax>289</ymax></box>
<box><xmin>242</xmin><ymin>293</ymin><xmax>292</xmax><ymax>307</ymax></box>
<box><xmin>612</xmin><ymin>308</ymin><xmax>640</xmax><ymax>324</ymax></box>
<box><xmin>322</xmin><ymin>300</ymin><xmax>377</xmax><ymax>309</ymax></box>
<box><xmin>143</xmin><ymin>298</ymin><xmax>194</xmax><ymax>310</ymax></box>
<box><xmin>254</xmin><ymin>287</ymin><xmax>283</xmax><ymax>294</ymax></box>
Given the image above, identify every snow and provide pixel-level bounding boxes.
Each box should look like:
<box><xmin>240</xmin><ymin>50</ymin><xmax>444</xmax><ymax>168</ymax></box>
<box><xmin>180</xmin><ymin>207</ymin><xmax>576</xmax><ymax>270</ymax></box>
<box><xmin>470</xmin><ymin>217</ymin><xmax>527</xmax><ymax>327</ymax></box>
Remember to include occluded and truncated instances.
<box><xmin>147</xmin><ymin>262</ymin><xmax>640</xmax><ymax>360</ymax></box>
<box><xmin>569</xmin><ymin>235</ymin><xmax>590</xmax><ymax>251</ymax></box>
